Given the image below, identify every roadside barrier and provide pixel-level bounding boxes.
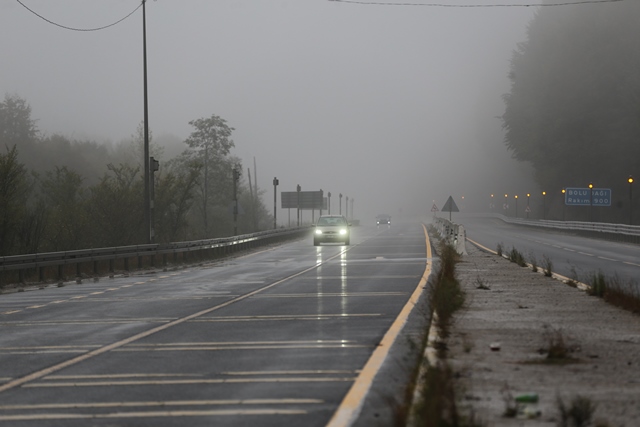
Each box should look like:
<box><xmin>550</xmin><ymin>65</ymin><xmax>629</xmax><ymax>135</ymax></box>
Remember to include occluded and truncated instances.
<box><xmin>0</xmin><ymin>227</ymin><xmax>311</xmax><ymax>285</ymax></box>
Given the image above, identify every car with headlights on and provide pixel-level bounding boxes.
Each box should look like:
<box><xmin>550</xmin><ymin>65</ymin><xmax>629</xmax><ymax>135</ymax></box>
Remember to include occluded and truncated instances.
<box><xmin>376</xmin><ymin>214</ymin><xmax>391</xmax><ymax>227</ymax></box>
<box><xmin>314</xmin><ymin>215</ymin><xmax>350</xmax><ymax>246</ymax></box>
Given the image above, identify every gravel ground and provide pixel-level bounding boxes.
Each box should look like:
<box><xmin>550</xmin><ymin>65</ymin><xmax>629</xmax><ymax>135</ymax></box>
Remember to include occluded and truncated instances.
<box><xmin>449</xmin><ymin>242</ymin><xmax>640</xmax><ymax>427</ymax></box>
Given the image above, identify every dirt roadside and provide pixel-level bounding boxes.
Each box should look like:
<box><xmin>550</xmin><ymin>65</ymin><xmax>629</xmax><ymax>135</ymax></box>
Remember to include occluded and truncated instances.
<box><xmin>449</xmin><ymin>241</ymin><xmax>640</xmax><ymax>426</ymax></box>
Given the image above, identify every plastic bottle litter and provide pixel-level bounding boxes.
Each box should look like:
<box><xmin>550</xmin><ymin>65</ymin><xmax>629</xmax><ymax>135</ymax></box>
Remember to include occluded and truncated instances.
<box><xmin>515</xmin><ymin>393</ymin><xmax>539</xmax><ymax>403</ymax></box>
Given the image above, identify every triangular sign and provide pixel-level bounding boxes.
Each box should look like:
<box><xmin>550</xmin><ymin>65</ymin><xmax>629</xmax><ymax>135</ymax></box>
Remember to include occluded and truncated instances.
<box><xmin>441</xmin><ymin>196</ymin><xmax>459</xmax><ymax>213</ymax></box>
<box><xmin>431</xmin><ymin>203</ymin><xmax>439</xmax><ymax>212</ymax></box>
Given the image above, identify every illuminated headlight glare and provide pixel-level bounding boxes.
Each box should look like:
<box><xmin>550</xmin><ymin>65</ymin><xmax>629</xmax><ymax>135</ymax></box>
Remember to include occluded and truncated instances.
<box><xmin>315</xmin><ymin>229</ymin><xmax>322</xmax><ymax>235</ymax></box>
<box><xmin>339</xmin><ymin>229</ymin><xmax>347</xmax><ymax>235</ymax></box>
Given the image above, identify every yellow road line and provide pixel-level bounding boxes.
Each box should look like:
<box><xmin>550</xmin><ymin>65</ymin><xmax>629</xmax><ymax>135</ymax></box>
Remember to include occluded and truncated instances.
<box><xmin>24</xmin><ymin>377</ymin><xmax>356</xmax><ymax>388</ymax></box>
<box><xmin>0</xmin><ymin>398</ymin><xmax>322</xmax><ymax>410</ymax></box>
<box><xmin>327</xmin><ymin>223</ymin><xmax>433</xmax><ymax>427</ymax></box>
<box><xmin>0</xmin><ymin>409</ymin><xmax>306</xmax><ymax>421</ymax></box>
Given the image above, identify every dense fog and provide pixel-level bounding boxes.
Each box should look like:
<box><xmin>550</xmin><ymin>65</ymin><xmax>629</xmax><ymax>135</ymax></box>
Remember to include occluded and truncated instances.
<box><xmin>4</xmin><ymin>1</ymin><xmax>605</xmax><ymax>227</ymax></box>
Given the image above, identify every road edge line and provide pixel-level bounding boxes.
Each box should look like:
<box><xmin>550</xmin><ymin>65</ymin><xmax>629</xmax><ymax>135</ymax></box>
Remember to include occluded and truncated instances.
<box><xmin>326</xmin><ymin>224</ymin><xmax>433</xmax><ymax>427</ymax></box>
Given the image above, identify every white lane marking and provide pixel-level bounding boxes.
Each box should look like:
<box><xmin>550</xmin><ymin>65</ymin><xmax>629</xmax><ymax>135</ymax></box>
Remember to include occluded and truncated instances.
<box><xmin>623</xmin><ymin>261</ymin><xmax>640</xmax><ymax>267</ymax></box>
<box><xmin>597</xmin><ymin>256</ymin><xmax>617</xmax><ymax>262</ymax></box>
<box><xmin>578</xmin><ymin>252</ymin><xmax>594</xmax><ymax>256</ymax></box>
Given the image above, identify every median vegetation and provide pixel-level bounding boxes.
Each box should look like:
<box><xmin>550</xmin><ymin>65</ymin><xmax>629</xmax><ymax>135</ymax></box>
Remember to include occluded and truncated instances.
<box><xmin>407</xmin><ymin>238</ymin><xmax>482</xmax><ymax>427</ymax></box>
<box><xmin>496</xmin><ymin>243</ymin><xmax>640</xmax><ymax>315</ymax></box>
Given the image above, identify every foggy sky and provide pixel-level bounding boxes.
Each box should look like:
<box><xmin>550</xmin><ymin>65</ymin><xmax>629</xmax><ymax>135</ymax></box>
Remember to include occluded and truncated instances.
<box><xmin>1</xmin><ymin>0</ymin><xmax>538</xmax><ymax>223</ymax></box>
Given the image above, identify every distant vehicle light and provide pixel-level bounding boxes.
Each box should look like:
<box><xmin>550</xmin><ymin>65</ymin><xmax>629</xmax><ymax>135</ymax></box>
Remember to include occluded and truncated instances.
<box><xmin>315</xmin><ymin>229</ymin><xmax>323</xmax><ymax>235</ymax></box>
<box><xmin>339</xmin><ymin>229</ymin><xmax>347</xmax><ymax>235</ymax></box>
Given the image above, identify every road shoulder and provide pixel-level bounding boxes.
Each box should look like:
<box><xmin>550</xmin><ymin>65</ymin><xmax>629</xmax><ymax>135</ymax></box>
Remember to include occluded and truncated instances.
<box><xmin>450</xmin><ymin>242</ymin><xmax>640</xmax><ymax>426</ymax></box>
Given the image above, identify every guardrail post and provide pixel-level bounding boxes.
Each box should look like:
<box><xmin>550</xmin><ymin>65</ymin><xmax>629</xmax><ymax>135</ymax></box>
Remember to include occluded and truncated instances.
<box><xmin>39</xmin><ymin>266</ymin><xmax>44</xmax><ymax>282</ymax></box>
<box><xmin>124</xmin><ymin>257</ymin><xmax>130</xmax><ymax>271</ymax></box>
<box><xmin>138</xmin><ymin>255</ymin><xmax>143</xmax><ymax>270</ymax></box>
<box><xmin>57</xmin><ymin>264</ymin><xmax>64</xmax><ymax>281</ymax></box>
<box><xmin>93</xmin><ymin>261</ymin><xmax>99</xmax><ymax>276</ymax></box>
<box><xmin>18</xmin><ymin>268</ymin><xmax>25</xmax><ymax>284</ymax></box>
<box><xmin>109</xmin><ymin>259</ymin><xmax>114</xmax><ymax>274</ymax></box>
<box><xmin>76</xmin><ymin>262</ymin><xmax>81</xmax><ymax>278</ymax></box>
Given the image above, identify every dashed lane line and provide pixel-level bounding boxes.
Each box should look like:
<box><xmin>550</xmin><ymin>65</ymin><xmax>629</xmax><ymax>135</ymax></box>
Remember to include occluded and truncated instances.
<box><xmin>0</xmin><ymin>247</ymin><xmax>352</xmax><ymax>394</ymax></box>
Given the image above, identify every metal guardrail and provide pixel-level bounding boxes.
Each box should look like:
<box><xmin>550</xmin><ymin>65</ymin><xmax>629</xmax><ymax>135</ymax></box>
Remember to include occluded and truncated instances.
<box><xmin>0</xmin><ymin>227</ymin><xmax>311</xmax><ymax>284</ymax></box>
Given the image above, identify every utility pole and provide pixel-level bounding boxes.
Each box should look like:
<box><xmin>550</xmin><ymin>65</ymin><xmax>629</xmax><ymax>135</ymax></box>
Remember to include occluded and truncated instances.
<box><xmin>142</xmin><ymin>0</ymin><xmax>151</xmax><ymax>243</ymax></box>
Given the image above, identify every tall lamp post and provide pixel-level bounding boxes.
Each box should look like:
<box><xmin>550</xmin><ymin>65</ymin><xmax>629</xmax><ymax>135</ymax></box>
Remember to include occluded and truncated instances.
<box><xmin>629</xmin><ymin>176</ymin><xmax>634</xmax><ymax>225</ymax></box>
<box><xmin>588</xmin><ymin>182</ymin><xmax>594</xmax><ymax>222</ymax></box>
<box><xmin>526</xmin><ymin>193</ymin><xmax>530</xmax><ymax>219</ymax></box>
<box><xmin>542</xmin><ymin>191</ymin><xmax>546</xmax><ymax>220</ymax></box>
<box><xmin>272</xmin><ymin>177</ymin><xmax>279</xmax><ymax>229</ymax></box>
<box><xmin>142</xmin><ymin>0</ymin><xmax>151</xmax><ymax>243</ymax></box>
<box><xmin>490</xmin><ymin>194</ymin><xmax>494</xmax><ymax>212</ymax></box>
<box><xmin>328</xmin><ymin>192</ymin><xmax>331</xmax><ymax>214</ymax></box>
<box><xmin>339</xmin><ymin>193</ymin><xmax>343</xmax><ymax>215</ymax></box>
<box><xmin>504</xmin><ymin>194</ymin><xmax>508</xmax><ymax>216</ymax></box>
<box><xmin>514</xmin><ymin>195</ymin><xmax>518</xmax><ymax>218</ymax></box>
<box><xmin>561</xmin><ymin>189</ymin><xmax>566</xmax><ymax>221</ymax></box>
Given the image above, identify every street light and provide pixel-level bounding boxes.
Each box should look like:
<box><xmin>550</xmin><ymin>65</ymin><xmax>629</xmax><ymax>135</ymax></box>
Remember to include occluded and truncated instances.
<box><xmin>629</xmin><ymin>176</ymin><xmax>634</xmax><ymax>225</ymax></box>
<box><xmin>561</xmin><ymin>189</ymin><xmax>566</xmax><ymax>221</ymax></box>
<box><xmin>504</xmin><ymin>194</ymin><xmax>508</xmax><ymax>216</ymax></box>
<box><xmin>339</xmin><ymin>193</ymin><xmax>343</xmax><ymax>215</ymax></box>
<box><xmin>542</xmin><ymin>191</ymin><xmax>546</xmax><ymax>220</ymax></box>
<box><xmin>142</xmin><ymin>0</ymin><xmax>151</xmax><ymax>243</ymax></box>
<box><xmin>588</xmin><ymin>182</ymin><xmax>594</xmax><ymax>222</ymax></box>
<box><xmin>272</xmin><ymin>177</ymin><xmax>279</xmax><ymax>229</ymax></box>
<box><xmin>526</xmin><ymin>193</ymin><xmax>530</xmax><ymax>219</ymax></box>
<box><xmin>490</xmin><ymin>194</ymin><xmax>494</xmax><ymax>212</ymax></box>
<box><xmin>328</xmin><ymin>191</ymin><xmax>331</xmax><ymax>214</ymax></box>
<box><xmin>514</xmin><ymin>195</ymin><xmax>518</xmax><ymax>218</ymax></box>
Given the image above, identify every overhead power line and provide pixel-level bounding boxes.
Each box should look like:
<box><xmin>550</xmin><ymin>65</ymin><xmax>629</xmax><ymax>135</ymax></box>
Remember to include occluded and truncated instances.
<box><xmin>16</xmin><ymin>0</ymin><xmax>142</xmax><ymax>31</ymax></box>
<box><xmin>328</xmin><ymin>0</ymin><xmax>624</xmax><ymax>7</ymax></box>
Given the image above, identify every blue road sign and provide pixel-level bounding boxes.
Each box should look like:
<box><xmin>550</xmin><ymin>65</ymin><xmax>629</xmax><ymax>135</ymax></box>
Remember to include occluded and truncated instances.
<box><xmin>565</xmin><ymin>188</ymin><xmax>611</xmax><ymax>206</ymax></box>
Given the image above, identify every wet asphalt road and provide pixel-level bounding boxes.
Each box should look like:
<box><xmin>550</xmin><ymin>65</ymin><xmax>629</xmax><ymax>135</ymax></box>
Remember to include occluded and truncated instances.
<box><xmin>0</xmin><ymin>222</ymin><xmax>430</xmax><ymax>427</ymax></box>
<box><xmin>460</xmin><ymin>215</ymin><xmax>640</xmax><ymax>286</ymax></box>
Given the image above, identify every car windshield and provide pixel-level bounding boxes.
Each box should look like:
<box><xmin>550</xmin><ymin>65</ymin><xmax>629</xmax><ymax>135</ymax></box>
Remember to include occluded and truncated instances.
<box><xmin>317</xmin><ymin>217</ymin><xmax>346</xmax><ymax>226</ymax></box>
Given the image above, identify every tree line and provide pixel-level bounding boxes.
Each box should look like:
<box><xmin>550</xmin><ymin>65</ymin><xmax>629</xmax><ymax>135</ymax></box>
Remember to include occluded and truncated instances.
<box><xmin>501</xmin><ymin>1</ymin><xmax>639</xmax><ymax>223</ymax></box>
<box><xmin>0</xmin><ymin>94</ymin><xmax>272</xmax><ymax>256</ymax></box>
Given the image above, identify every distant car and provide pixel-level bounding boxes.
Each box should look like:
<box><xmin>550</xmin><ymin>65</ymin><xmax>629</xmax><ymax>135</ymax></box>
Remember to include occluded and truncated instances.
<box><xmin>376</xmin><ymin>214</ymin><xmax>391</xmax><ymax>226</ymax></box>
<box><xmin>314</xmin><ymin>215</ymin><xmax>350</xmax><ymax>246</ymax></box>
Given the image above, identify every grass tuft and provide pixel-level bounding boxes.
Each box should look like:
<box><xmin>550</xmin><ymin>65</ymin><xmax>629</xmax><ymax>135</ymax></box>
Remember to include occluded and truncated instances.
<box><xmin>557</xmin><ymin>395</ymin><xmax>597</xmax><ymax>427</ymax></box>
<box><xmin>542</xmin><ymin>254</ymin><xmax>553</xmax><ymax>277</ymax></box>
<box><xmin>508</xmin><ymin>247</ymin><xmax>527</xmax><ymax>267</ymax></box>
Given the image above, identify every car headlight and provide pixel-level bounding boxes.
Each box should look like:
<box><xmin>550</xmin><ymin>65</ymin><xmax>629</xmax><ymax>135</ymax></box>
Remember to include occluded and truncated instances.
<box><xmin>339</xmin><ymin>229</ymin><xmax>347</xmax><ymax>235</ymax></box>
<box><xmin>315</xmin><ymin>229</ymin><xmax>322</xmax><ymax>235</ymax></box>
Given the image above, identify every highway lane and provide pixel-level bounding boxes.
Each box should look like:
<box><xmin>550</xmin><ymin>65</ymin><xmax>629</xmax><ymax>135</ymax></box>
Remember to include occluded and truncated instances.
<box><xmin>0</xmin><ymin>222</ymin><xmax>431</xmax><ymax>426</ymax></box>
<box><xmin>459</xmin><ymin>215</ymin><xmax>640</xmax><ymax>286</ymax></box>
